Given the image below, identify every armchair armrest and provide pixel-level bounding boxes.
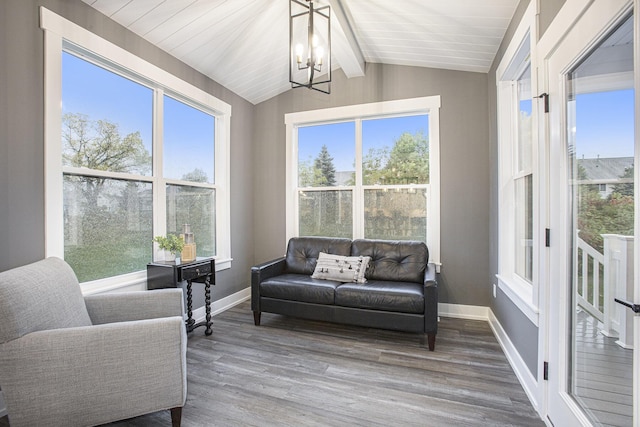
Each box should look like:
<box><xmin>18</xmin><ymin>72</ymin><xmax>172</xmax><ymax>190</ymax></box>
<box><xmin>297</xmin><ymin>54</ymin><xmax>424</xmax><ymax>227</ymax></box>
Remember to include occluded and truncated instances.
<box><xmin>84</xmin><ymin>289</ymin><xmax>184</xmax><ymax>325</ymax></box>
<box><xmin>251</xmin><ymin>257</ymin><xmax>286</xmax><ymax>312</ymax></box>
<box><xmin>0</xmin><ymin>317</ymin><xmax>187</xmax><ymax>427</ymax></box>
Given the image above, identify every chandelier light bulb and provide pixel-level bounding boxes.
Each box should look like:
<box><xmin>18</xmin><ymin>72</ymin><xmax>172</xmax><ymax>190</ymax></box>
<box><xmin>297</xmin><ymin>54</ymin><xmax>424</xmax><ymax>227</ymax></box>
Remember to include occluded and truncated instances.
<box><xmin>295</xmin><ymin>43</ymin><xmax>304</xmax><ymax>63</ymax></box>
<box><xmin>315</xmin><ymin>46</ymin><xmax>324</xmax><ymax>66</ymax></box>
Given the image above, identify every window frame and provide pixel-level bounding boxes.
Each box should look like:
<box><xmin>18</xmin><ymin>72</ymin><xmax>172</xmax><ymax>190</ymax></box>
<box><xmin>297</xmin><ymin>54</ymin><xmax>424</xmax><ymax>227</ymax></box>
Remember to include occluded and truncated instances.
<box><xmin>496</xmin><ymin>2</ymin><xmax>540</xmax><ymax>325</ymax></box>
<box><xmin>285</xmin><ymin>96</ymin><xmax>441</xmax><ymax>269</ymax></box>
<box><xmin>41</xmin><ymin>7</ymin><xmax>232</xmax><ymax>294</ymax></box>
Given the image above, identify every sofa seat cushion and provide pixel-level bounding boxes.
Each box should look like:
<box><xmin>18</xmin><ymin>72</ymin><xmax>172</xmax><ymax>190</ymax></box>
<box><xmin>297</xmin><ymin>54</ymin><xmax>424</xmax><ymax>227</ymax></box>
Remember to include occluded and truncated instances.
<box><xmin>335</xmin><ymin>281</ymin><xmax>424</xmax><ymax>314</ymax></box>
<box><xmin>260</xmin><ymin>274</ymin><xmax>341</xmax><ymax>305</ymax></box>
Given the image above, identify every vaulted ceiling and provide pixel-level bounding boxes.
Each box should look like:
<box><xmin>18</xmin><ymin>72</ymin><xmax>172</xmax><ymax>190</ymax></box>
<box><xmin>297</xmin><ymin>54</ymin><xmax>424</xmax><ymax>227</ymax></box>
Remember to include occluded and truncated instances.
<box><xmin>82</xmin><ymin>0</ymin><xmax>520</xmax><ymax>105</ymax></box>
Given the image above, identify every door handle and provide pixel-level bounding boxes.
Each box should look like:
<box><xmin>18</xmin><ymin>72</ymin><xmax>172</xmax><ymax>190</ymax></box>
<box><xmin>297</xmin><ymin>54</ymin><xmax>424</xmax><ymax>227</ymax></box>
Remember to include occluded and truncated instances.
<box><xmin>614</xmin><ymin>298</ymin><xmax>640</xmax><ymax>313</ymax></box>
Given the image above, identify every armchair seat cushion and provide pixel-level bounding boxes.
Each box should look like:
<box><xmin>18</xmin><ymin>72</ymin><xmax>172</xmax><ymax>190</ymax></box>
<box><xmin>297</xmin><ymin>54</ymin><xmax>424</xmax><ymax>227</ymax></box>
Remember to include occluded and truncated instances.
<box><xmin>260</xmin><ymin>274</ymin><xmax>340</xmax><ymax>304</ymax></box>
<box><xmin>335</xmin><ymin>281</ymin><xmax>424</xmax><ymax>314</ymax></box>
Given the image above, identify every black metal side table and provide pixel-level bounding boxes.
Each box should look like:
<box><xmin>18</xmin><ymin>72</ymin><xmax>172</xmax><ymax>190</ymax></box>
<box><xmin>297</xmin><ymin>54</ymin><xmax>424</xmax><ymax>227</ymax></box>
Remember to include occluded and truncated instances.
<box><xmin>147</xmin><ymin>257</ymin><xmax>215</xmax><ymax>336</ymax></box>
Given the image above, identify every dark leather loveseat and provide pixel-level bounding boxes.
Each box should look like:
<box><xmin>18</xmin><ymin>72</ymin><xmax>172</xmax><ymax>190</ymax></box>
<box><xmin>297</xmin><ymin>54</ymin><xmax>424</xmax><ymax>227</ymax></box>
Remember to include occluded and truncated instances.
<box><xmin>251</xmin><ymin>237</ymin><xmax>438</xmax><ymax>350</ymax></box>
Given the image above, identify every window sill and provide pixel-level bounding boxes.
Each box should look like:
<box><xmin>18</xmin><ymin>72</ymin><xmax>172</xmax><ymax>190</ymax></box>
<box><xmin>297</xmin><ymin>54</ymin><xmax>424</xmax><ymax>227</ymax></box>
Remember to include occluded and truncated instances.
<box><xmin>81</xmin><ymin>271</ymin><xmax>148</xmax><ymax>296</ymax></box>
<box><xmin>496</xmin><ymin>274</ymin><xmax>539</xmax><ymax>327</ymax></box>
<box><xmin>214</xmin><ymin>257</ymin><xmax>232</xmax><ymax>271</ymax></box>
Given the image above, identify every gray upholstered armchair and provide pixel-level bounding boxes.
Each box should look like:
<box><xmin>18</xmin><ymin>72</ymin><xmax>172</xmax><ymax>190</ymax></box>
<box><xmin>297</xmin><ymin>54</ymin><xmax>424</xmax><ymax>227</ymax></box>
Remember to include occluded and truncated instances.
<box><xmin>0</xmin><ymin>257</ymin><xmax>187</xmax><ymax>427</ymax></box>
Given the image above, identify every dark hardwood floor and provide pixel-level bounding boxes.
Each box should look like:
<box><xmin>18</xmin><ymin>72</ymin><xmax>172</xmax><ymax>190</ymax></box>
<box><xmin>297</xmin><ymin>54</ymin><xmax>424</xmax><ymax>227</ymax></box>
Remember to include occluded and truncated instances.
<box><xmin>1</xmin><ymin>301</ymin><xmax>543</xmax><ymax>426</ymax></box>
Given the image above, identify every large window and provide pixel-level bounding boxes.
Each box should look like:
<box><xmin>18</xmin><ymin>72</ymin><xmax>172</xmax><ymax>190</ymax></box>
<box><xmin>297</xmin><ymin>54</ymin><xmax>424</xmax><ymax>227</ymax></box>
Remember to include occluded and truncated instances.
<box><xmin>515</xmin><ymin>62</ymin><xmax>533</xmax><ymax>283</ymax></box>
<box><xmin>42</xmin><ymin>8</ymin><xmax>231</xmax><ymax>291</ymax></box>
<box><xmin>496</xmin><ymin>1</ymin><xmax>539</xmax><ymax>323</ymax></box>
<box><xmin>286</xmin><ymin>97</ymin><xmax>441</xmax><ymax>267</ymax></box>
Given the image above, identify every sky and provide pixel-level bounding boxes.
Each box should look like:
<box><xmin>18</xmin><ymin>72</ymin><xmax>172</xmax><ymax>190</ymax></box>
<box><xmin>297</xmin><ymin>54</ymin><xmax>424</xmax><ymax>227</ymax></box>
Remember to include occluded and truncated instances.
<box><xmin>574</xmin><ymin>89</ymin><xmax>635</xmax><ymax>159</ymax></box>
<box><xmin>62</xmin><ymin>52</ymin><xmax>215</xmax><ymax>182</ymax></box>
<box><xmin>298</xmin><ymin>115</ymin><xmax>429</xmax><ymax>171</ymax></box>
<box><xmin>63</xmin><ymin>51</ymin><xmax>635</xmax><ymax>176</ymax></box>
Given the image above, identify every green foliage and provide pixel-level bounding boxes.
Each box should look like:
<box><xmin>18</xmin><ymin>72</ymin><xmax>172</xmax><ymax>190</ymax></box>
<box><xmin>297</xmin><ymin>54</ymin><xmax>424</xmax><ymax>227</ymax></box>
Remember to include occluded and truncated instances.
<box><xmin>62</xmin><ymin>113</ymin><xmax>155</xmax><ymax>281</ymax></box>
<box><xmin>298</xmin><ymin>191</ymin><xmax>352</xmax><ymax>238</ymax></box>
<box><xmin>363</xmin><ymin>131</ymin><xmax>429</xmax><ymax>185</ymax></box>
<box><xmin>298</xmin><ymin>158</ymin><xmax>315</xmax><ymax>187</ymax></box>
<box><xmin>182</xmin><ymin>168</ymin><xmax>209</xmax><ymax>183</ymax></box>
<box><xmin>299</xmin><ymin>145</ymin><xmax>338</xmax><ymax>187</ymax></box>
<box><xmin>62</xmin><ymin>113</ymin><xmax>151</xmax><ymax>174</ymax></box>
<box><xmin>167</xmin><ymin>187</ymin><xmax>216</xmax><ymax>256</ymax></box>
<box><xmin>166</xmin><ymin>172</ymin><xmax>215</xmax><ymax>256</ymax></box>
<box><xmin>65</xmin><ymin>230</ymin><xmax>151</xmax><ymax>283</ymax></box>
<box><xmin>153</xmin><ymin>234</ymin><xmax>184</xmax><ymax>254</ymax></box>
<box><xmin>577</xmin><ymin>164</ymin><xmax>635</xmax><ymax>252</ymax></box>
<box><xmin>313</xmin><ymin>145</ymin><xmax>337</xmax><ymax>186</ymax></box>
<box><xmin>298</xmin><ymin>131</ymin><xmax>429</xmax><ymax>240</ymax></box>
<box><xmin>611</xmin><ymin>165</ymin><xmax>634</xmax><ymax>197</ymax></box>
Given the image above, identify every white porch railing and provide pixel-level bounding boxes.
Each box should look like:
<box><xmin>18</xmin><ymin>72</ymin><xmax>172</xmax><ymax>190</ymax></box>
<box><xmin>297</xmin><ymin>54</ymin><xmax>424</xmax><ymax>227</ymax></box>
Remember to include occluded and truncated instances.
<box><xmin>575</xmin><ymin>236</ymin><xmax>605</xmax><ymax>323</ymax></box>
<box><xmin>576</xmin><ymin>234</ymin><xmax>635</xmax><ymax>349</ymax></box>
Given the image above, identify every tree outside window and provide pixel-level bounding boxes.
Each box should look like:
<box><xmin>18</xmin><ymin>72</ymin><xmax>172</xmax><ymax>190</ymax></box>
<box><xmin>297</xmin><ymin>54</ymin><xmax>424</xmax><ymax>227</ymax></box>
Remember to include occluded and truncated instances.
<box><xmin>297</xmin><ymin>115</ymin><xmax>430</xmax><ymax>242</ymax></box>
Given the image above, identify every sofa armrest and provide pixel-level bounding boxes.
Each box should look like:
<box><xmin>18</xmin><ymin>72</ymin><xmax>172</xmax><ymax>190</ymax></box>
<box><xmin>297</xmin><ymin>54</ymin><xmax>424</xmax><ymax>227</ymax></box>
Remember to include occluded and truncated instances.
<box><xmin>0</xmin><ymin>317</ymin><xmax>187</xmax><ymax>426</ymax></box>
<box><xmin>84</xmin><ymin>289</ymin><xmax>184</xmax><ymax>325</ymax></box>
<box><xmin>423</xmin><ymin>262</ymin><xmax>438</xmax><ymax>335</ymax></box>
<box><xmin>251</xmin><ymin>257</ymin><xmax>286</xmax><ymax>312</ymax></box>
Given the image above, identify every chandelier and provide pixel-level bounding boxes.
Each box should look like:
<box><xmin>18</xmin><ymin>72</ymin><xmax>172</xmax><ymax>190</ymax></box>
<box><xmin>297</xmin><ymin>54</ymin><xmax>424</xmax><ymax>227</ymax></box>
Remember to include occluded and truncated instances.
<box><xmin>289</xmin><ymin>0</ymin><xmax>331</xmax><ymax>94</ymax></box>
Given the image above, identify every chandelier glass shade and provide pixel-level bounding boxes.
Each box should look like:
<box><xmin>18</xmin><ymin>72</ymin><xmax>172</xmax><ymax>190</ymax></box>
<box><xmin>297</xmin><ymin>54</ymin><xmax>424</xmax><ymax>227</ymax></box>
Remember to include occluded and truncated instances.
<box><xmin>289</xmin><ymin>0</ymin><xmax>331</xmax><ymax>94</ymax></box>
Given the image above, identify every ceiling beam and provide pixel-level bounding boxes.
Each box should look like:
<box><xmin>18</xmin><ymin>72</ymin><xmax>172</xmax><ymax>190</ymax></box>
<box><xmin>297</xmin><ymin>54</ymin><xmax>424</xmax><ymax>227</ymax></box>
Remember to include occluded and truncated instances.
<box><xmin>327</xmin><ymin>0</ymin><xmax>365</xmax><ymax>78</ymax></box>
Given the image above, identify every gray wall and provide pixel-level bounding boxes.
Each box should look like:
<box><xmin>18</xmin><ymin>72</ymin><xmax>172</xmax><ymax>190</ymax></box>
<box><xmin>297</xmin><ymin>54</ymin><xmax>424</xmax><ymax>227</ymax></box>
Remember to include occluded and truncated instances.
<box><xmin>253</xmin><ymin>63</ymin><xmax>491</xmax><ymax>307</ymax></box>
<box><xmin>487</xmin><ymin>0</ymin><xmax>567</xmax><ymax>377</ymax></box>
<box><xmin>487</xmin><ymin>0</ymin><xmax>539</xmax><ymax>377</ymax></box>
<box><xmin>540</xmin><ymin>0</ymin><xmax>567</xmax><ymax>38</ymax></box>
<box><xmin>0</xmin><ymin>0</ymin><xmax>254</xmax><ymax>304</ymax></box>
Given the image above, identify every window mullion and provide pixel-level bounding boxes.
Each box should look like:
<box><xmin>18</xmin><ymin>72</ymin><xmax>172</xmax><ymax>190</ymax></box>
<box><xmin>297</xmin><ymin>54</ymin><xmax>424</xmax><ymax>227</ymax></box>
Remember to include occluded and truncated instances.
<box><xmin>153</xmin><ymin>89</ymin><xmax>166</xmax><ymax>261</ymax></box>
<box><xmin>354</xmin><ymin>119</ymin><xmax>364</xmax><ymax>239</ymax></box>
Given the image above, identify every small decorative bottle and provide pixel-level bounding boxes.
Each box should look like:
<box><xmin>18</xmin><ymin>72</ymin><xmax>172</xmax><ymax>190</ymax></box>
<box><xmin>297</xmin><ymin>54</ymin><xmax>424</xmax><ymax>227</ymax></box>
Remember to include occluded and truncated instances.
<box><xmin>180</xmin><ymin>224</ymin><xmax>196</xmax><ymax>263</ymax></box>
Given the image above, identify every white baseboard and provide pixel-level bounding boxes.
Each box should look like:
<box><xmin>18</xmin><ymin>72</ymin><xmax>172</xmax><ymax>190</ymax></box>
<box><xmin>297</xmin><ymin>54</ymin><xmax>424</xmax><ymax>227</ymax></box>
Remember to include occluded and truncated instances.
<box><xmin>488</xmin><ymin>309</ymin><xmax>541</xmax><ymax>416</ymax></box>
<box><xmin>190</xmin><ymin>286</ymin><xmax>251</xmax><ymax>324</ymax></box>
<box><xmin>439</xmin><ymin>302</ymin><xmax>489</xmax><ymax>321</ymax></box>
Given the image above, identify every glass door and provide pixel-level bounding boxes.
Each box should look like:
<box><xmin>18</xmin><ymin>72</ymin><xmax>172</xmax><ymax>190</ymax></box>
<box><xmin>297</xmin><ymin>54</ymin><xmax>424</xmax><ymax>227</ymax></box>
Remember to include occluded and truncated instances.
<box><xmin>567</xmin><ymin>15</ymin><xmax>635</xmax><ymax>426</ymax></box>
<box><xmin>546</xmin><ymin>1</ymin><xmax>637</xmax><ymax>425</ymax></box>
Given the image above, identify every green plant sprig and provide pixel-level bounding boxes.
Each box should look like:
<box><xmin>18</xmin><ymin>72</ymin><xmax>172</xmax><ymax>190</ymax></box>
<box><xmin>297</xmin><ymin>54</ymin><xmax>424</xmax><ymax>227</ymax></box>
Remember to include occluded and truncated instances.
<box><xmin>153</xmin><ymin>234</ymin><xmax>184</xmax><ymax>254</ymax></box>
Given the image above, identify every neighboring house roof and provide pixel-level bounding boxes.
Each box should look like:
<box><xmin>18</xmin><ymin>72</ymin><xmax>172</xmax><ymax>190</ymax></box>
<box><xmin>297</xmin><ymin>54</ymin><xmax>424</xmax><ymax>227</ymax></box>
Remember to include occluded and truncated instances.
<box><xmin>577</xmin><ymin>157</ymin><xmax>634</xmax><ymax>182</ymax></box>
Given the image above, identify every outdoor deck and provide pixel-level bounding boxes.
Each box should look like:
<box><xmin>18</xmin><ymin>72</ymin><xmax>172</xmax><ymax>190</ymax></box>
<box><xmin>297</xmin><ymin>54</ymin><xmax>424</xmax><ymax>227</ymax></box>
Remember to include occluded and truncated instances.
<box><xmin>574</xmin><ymin>309</ymin><xmax>633</xmax><ymax>427</ymax></box>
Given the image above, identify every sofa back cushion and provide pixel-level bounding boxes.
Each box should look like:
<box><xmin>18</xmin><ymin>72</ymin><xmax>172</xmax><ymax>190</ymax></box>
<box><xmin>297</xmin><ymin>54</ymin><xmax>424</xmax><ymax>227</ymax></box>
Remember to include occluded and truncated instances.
<box><xmin>285</xmin><ymin>237</ymin><xmax>353</xmax><ymax>275</ymax></box>
<box><xmin>0</xmin><ymin>257</ymin><xmax>92</xmax><ymax>344</ymax></box>
<box><xmin>351</xmin><ymin>239</ymin><xmax>429</xmax><ymax>283</ymax></box>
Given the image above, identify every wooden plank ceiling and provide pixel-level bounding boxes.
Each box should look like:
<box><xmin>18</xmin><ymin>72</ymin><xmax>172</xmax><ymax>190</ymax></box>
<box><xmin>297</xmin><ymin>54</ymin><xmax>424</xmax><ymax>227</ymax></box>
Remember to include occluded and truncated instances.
<box><xmin>82</xmin><ymin>0</ymin><xmax>519</xmax><ymax>104</ymax></box>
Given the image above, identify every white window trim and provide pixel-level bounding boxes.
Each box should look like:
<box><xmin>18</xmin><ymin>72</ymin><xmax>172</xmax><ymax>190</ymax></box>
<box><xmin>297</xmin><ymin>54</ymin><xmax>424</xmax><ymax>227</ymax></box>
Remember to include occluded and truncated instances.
<box><xmin>496</xmin><ymin>2</ymin><xmax>540</xmax><ymax>325</ymax></box>
<box><xmin>284</xmin><ymin>96</ymin><xmax>441</xmax><ymax>269</ymax></box>
<box><xmin>41</xmin><ymin>7</ymin><xmax>232</xmax><ymax>293</ymax></box>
